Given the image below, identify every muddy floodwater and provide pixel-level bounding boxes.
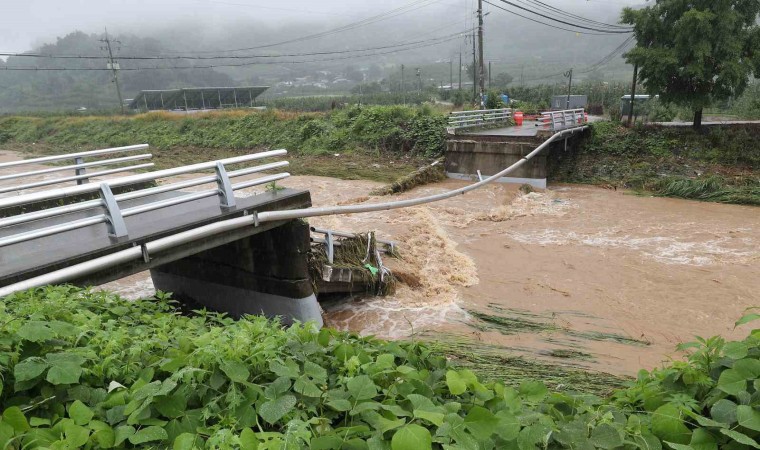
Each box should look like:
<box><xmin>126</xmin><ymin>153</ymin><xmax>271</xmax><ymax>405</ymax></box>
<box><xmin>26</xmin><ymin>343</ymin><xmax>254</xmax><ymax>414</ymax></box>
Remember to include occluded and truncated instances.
<box><xmin>4</xmin><ymin>149</ymin><xmax>756</xmax><ymax>377</ymax></box>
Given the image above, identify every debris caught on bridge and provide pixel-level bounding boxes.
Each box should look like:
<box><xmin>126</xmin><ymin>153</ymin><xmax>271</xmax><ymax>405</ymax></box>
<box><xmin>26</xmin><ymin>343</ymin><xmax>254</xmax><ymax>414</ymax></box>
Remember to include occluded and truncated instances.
<box><xmin>309</xmin><ymin>230</ymin><xmax>398</xmax><ymax>297</ymax></box>
<box><xmin>369</xmin><ymin>158</ymin><xmax>445</xmax><ymax>196</ymax></box>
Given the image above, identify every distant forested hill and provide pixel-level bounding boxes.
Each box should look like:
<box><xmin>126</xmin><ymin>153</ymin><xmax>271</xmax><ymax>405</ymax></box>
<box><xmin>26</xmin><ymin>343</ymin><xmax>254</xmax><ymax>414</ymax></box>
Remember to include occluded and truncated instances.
<box><xmin>0</xmin><ymin>31</ymin><xmax>234</xmax><ymax>112</ymax></box>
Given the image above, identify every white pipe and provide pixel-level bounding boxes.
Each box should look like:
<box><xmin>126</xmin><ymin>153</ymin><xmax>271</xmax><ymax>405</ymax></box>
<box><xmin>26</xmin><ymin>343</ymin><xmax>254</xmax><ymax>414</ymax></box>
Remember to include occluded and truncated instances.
<box><xmin>0</xmin><ymin>150</ymin><xmax>287</xmax><ymax>210</ymax></box>
<box><xmin>0</xmin><ymin>145</ymin><xmax>149</xmax><ymax>169</ymax></box>
<box><xmin>0</xmin><ymin>127</ymin><xmax>587</xmax><ymax>297</ymax></box>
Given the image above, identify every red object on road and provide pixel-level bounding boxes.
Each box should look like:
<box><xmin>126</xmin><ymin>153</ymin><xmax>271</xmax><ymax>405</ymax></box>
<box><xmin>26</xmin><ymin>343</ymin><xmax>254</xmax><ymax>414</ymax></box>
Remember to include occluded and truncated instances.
<box><xmin>514</xmin><ymin>111</ymin><xmax>524</xmax><ymax>126</ymax></box>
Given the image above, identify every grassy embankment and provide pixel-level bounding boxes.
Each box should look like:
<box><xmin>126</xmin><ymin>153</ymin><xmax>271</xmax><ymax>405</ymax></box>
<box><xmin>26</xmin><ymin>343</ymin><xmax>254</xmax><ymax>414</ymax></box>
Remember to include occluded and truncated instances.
<box><xmin>552</xmin><ymin>121</ymin><xmax>760</xmax><ymax>205</ymax></box>
<box><xmin>0</xmin><ymin>106</ymin><xmax>447</xmax><ymax>184</ymax></box>
<box><xmin>1</xmin><ymin>286</ymin><xmax>760</xmax><ymax>449</ymax></box>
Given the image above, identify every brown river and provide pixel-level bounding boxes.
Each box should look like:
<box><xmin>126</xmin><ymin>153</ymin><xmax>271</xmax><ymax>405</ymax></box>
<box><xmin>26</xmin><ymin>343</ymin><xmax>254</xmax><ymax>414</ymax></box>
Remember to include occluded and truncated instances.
<box><xmin>3</xmin><ymin>150</ymin><xmax>759</xmax><ymax>377</ymax></box>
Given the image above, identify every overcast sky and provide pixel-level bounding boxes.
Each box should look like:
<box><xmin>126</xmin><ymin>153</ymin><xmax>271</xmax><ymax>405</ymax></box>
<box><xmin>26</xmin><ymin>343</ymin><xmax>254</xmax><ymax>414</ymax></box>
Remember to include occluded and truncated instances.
<box><xmin>0</xmin><ymin>0</ymin><xmax>642</xmax><ymax>53</ymax></box>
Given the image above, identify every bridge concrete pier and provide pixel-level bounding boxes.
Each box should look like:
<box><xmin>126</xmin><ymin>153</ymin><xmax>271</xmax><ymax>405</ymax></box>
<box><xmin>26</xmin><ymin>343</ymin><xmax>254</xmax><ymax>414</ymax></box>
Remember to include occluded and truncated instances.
<box><xmin>150</xmin><ymin>219</ymin><xmax>322</xmax><ymax>326</ymax></box>
<box><xmin>445</xmin><ymin>124</ymin><xmax>589</xmax><ymax>188</ymax></box>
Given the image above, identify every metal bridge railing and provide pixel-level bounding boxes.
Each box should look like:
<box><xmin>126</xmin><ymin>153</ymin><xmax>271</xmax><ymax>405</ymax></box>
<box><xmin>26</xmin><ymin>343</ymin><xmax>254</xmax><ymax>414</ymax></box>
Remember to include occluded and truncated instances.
<box><xmin>448</xmin><ymin>108</ymin><xmax>512</xmax><ymax>131</ymax></box>
<box><xmin>0</xmin><ymin>149</ymin><xmax>290</xmax><ymax>248</ymax></box>
<box><xmin>536</xmin><ymin>108</ymin><xmax>587</xmax><ymax>132</ymax></box>
<box><xmin>0</xmin><ymin>145</ymin><xmax>154</xmax><ymax>195</ymax></box>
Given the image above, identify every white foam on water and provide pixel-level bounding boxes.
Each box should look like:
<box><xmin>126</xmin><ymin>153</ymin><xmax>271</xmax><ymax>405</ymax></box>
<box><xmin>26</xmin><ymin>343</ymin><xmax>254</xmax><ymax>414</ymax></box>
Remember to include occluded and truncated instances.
<box><xmin>505</xmin><ymin>229</ymin><xmax>758</xmax><ymax>266</ymax></box>
<box><xmin>324</xmin><ymin>297</ymin><xmax>468</xmax><ymax>339</ymax></box>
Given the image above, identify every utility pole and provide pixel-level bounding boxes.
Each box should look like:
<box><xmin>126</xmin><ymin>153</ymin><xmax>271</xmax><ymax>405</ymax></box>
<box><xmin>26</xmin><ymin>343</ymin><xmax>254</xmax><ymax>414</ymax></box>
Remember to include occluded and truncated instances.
<box><xmin>416</xmin><ymin>68</ymin><xmax>422</xmax><ymax>93</ymax></box>
<box><xmin>472</xmin><ymin>30</ymin><xmax>477</xmax><ymax>103</ymax></box>
<box><xmin>458</xmin><ymin>53</ymin><xmax>462</xmax><ymax>91</ymax></box>
<box><xmin>401</xmin><ymin>64</ymin><xmax>406</xmax><ymax>106</ymax></box>
<box><xmin>564</xmin><ymin>68</ymin><xmax>573</xmax><ymax>109</ymax></box>
<box><xmin>100</xmin><ymin>29</ymin><xmax>125</xmax><ymax>114</ymax></box>
<box><xmin>520</xmin><ymin>65</ymin><xmax>524</xmax><ymax>87</ymax></box>
<box><xmin>488</xmin><ymin>61</ymin><xmax>492</xmax><ymax>89</ymax></box>
<box><xmin>628</xmin><ymin>63</ymin><xmax>638</xmax><ymax>127</ymax></box>
<box><xmin>477</xmin><ymin>0</ymin><xmax>486</xmax><ymax>106</ymax></box>
<box><xmin>449</xmin><ymin>59</ymin><xmax>453</xmax><ymax>91</ymax></box>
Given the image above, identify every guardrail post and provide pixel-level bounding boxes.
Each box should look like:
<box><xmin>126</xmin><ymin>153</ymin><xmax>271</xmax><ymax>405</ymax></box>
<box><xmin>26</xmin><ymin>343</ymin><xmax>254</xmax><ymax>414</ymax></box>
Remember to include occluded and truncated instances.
<box><xmin>74</xmin><ymin>157</ymin><xmax>89</xmax><ymax>185</ymax></box>
<box><xmin>215</xmin><ymin>162</ymin><xmax>237</xmax><ymax>209</ymax></box>
<box><xmin>99</xmin><ymin>183</ymin><xmax>128</xmax><ymax>238</ymax></box>
<box><xmin>325</xmin><ymin>231</ymin><xmax>335</xmax><ymax>264</ymax></box>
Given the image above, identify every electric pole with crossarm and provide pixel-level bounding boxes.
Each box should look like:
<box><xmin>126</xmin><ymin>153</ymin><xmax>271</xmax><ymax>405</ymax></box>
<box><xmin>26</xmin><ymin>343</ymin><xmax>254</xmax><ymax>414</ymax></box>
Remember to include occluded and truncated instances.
<box><xmin>100</xmin><ymin>29</ymin><xmax>125</xmax><ymax>114</ymax></box>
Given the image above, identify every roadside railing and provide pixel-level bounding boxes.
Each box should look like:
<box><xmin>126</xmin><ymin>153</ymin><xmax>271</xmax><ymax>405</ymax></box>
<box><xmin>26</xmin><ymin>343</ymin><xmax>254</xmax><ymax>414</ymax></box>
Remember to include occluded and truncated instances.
<box><xmin>0</xmin><ymin>149</ymin><xmax>290</xmax><ymax>247</ymax></box>
<box><xmin>0</xmin><ymin>145</ymin><xmax>154</xmax><ymax>195</ymax></box>
<box><xmin>448</xmin><ymin>108</ymin><xmax>512</xmax><ymax>132</ymax></box>
<box><xmin>536</xmin><ymin>109</ymin><xmax>587</xmax><ymax>131</ymax></box>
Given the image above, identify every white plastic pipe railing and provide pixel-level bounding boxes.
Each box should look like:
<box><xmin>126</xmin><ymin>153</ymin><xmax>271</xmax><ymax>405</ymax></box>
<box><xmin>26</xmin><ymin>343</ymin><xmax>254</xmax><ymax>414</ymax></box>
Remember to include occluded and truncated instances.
<box><xmin>536</xmin><ymin>109</ymin><xmax>587</xmax><ymax>131</ymax></box>
<box><xmin>0</xmin><ymin>125</ymin><xmax>588</xmax><ymax>297</ymax></box>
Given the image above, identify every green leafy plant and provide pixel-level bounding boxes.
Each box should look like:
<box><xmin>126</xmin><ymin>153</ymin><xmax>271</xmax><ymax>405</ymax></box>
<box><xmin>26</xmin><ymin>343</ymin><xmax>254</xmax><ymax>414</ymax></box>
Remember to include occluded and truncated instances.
<box><xmin>1</xmin><ymin>286</ymin><xmax>760</xmax><ymax>449</ymax></box>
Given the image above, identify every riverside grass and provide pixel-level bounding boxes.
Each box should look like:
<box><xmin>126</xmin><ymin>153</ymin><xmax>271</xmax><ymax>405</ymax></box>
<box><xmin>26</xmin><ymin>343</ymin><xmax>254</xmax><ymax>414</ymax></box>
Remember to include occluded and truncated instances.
<box><xmin>2</xmin><ymin>287</ymin><xmax>760</xmax><ymax>449</ymax></box>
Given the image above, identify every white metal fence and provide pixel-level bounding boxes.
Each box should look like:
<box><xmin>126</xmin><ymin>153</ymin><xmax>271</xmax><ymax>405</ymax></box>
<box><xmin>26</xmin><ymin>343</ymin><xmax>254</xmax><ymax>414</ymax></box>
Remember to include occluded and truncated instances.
<box><xmin>536</xmin><ymin>109</ymin><xmax>587</xmax><ymax>131</ymax></box>
<box><xmin>448</xmin><ymin>108</ymin><xmax>512</xmax><ymax>131</ymax></box>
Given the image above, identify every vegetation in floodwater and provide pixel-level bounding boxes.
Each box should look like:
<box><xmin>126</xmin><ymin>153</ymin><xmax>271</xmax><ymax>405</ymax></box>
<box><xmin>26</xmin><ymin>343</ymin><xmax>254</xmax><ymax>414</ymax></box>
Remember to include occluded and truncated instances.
<box><xmin>545</xmin><ymin>349</ymin><xmax>594</xmax><ymax>360</ymax></box>
<box><xmin>370</xmin><ymin>158</ymin><xmax>446</xmax><ymax>196</ymax></box>
<box><xmin>308</xmin><ymin>232</ymin><xmax>397</xmax><ymax>296</ymax></box>
<box><xmin>467</xmin><ymin>305</ymin><xmax>650</xmax><ymax>347</ymax></box>
<box><xmin>2</xmin><ymin>286</ymin><xmax>760</xmax><ymax>448</ymax></box>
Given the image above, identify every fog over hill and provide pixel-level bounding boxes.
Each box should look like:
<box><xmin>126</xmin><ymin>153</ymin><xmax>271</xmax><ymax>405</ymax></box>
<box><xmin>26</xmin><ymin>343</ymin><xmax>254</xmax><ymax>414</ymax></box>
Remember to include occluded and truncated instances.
<box><xmin>0</xmin><ymin>0</ymin><xmax>645</xmax><ymax>111</ymax></box>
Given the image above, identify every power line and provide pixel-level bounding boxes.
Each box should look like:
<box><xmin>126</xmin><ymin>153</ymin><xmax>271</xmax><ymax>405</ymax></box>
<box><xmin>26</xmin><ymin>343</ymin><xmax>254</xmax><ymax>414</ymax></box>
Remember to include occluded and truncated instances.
<box><xmin>578</xmin><ymin>35</ymin><xmax>635</xmax><ymax>73</ymax></box>
<box><xmin>483</xmin><ymin>0</ymin><xmax>625</xmax><ymax>35</ymax></box>
<box><xmin>492</xmin><ymin>0</ymin><xmax>633</xmax><ymax>34</ymax></box>
<box><xmin>521</xmin><ymin>0</ymin><xmax>631</xmax><ymax>30</ymax></box>
<box><xmin>0</xmin><ymin>33</ymin><xmax>466</xmax><ymax>72</ymax></box>
<box><xmin>0</xmin><ymin>30</ymin><xmax>468</xmax><ymax>62</ymax></box>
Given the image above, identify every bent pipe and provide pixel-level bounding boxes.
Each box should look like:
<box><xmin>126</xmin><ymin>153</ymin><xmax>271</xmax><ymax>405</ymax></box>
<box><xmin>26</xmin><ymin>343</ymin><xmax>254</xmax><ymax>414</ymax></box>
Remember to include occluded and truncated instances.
<box><xmin>0</xmin><ymin>126</ymin><xmax>587</xmax><ymax>297</ymax></box>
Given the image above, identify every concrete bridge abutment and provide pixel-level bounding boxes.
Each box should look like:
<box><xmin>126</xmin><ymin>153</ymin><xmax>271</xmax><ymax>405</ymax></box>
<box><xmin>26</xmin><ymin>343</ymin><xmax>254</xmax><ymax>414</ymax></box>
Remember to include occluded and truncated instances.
<box><xmin>150</xmin><ymin>219</ymin><xmax>322</xmax><ymax>326</ymax></box>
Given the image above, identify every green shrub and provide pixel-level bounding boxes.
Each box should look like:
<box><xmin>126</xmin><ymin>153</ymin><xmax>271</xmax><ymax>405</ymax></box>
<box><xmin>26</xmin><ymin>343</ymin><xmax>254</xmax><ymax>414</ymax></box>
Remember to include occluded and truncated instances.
<box><xmin>2</xmin><ymin>286</ymin><xmax>760</xmax><ymax>449</ymax></box>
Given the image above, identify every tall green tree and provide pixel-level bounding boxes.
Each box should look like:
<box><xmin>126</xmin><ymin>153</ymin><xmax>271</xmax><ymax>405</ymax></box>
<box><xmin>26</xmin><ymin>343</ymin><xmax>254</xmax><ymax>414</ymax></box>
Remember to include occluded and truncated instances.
<box><xmin>621</xmin><ymin>0</ymin><xmax>760</xmax><ymax>129</ymax></box>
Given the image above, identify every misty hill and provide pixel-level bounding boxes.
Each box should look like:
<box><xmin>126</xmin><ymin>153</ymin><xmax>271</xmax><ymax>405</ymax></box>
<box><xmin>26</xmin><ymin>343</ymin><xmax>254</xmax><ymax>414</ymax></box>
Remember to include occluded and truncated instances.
<box><xmin>0</xmin><ymin>1</ymin><xmax>643</xmax><ymax>112</ymax></box>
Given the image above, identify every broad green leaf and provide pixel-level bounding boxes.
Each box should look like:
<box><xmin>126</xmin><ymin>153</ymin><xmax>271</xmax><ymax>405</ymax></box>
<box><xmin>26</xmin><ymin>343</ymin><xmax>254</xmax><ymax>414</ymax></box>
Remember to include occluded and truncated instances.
<box><xmin>391</xmin><ymin>424</ymin><xmax>432</xmax><ymax>450</ymax></box>
<box><xmin>414</xmin><ymin>409</ymin><xmax>444</xmax><ymax>427</ymax></box>
<box><xmin>174</xmin><ymin>432</ymin><xmax>203</xmax><ymax>450</ymax></box>
<box><xmin>363</xmin><ymin>411</ymin><xmax>406</xmax><ymax>433</ymax></box>
<box><xmin>720</xmin><ymin>428</ymin><xmax>760</xmax><ymax>448</ymax></box>
<box><xmin>495</xmin><ymin>411</ymin><xmax>521</xmax><ymax>441</ymax></box>
<box><xmin>310</xmin><ymin>435</ymin><xmax>344</xmax><ymax>450</ymax></box>
<box><xmin>717</xmin><ymin>369</ymin><xmax>747</xmax><ymax>396</ymax></box>
<box><xmin>590</xmin><ymin>423</ymin><xmax>624</xmax><ymax>449</ymax></box>
<box><xmin>93</xmin><ymin>427</ymin><xmax>116</xmax><ymax>448</ymax></box>
<box><xmin>723</xmin><ymin>342</ymin><xmax>749</xmax><ymax>359</ymax></box>
<box><xmin>46</xmin><ymin>363</ymin><xmax>83</xmax><ymax>385</ymax></box>
<box><xmin>304</xmin><ymin>361</ymin><xmax>327</xmax><ymax>382</ymax></box>
<box><xmin>2</xmin><ymin>407</ymin><xmax>30</xmax><ymax>432</ymax></box>
<box><xmin>737</xmin><ymin>405</ymin><xmax>760</xmax><ymax>432</ymax></box>
<box><xmin>347</xmin><ymin>375</ymin><xmax>378</xmax><ymax>400</ymax></box>
<box><xmin>710</xmin><ymin>399</ymin><xmax>738</xmax><ymax>425</ymax></box>
<box><xmin>113</xmin><ymin>425</ymin><xmax>136</xmax><ymax>446</ymax></box>
<box><xmin>734</xmin><ymin>359</ymin><xmax>760</xmax><ymax>379</ymax></box>
<box><xmin>464</xmin><ymin>406</ymin><xmax>499</xmax><ymax>440</ymax></box>
<box><xmin>63</xmin><ymin>422</ymin><xmax>90</xmax><ymax>447</ymax></box>
<box><xmin>294</xmin><ymin>376</ymin><xmax>322</xmax><ymax>398</ymax></box>
<box><xmin>16</xmin><ymin>321</ymin><xmax>55</xmax><ymax>342</ymax></box>
<box><xmin>129</xmin><ymin>425</ymin><xmax>169</xmax><ymax>444</ymax></box>
<box><xmin>155</xmin><ymin>394</ymin><xmax>187</xmax><ymax>419</ymax></box>
<box><xmin>652</xmin><ymin>404</ymin><xmax>691</xmax><ymax>445</ymax></box>
<box><xmin>269</xmin><ymin>360</ymin><xmax>299</xmax><ymax>379</ymax></box>
<box><xmin>258</xmin><ymin>395</ymin><xmax>296</xmax><ymax>424</ymax></box>
<box><xmin>519</xmin><ymin>381</ymin><xmax>548</xmax><ymax>403</ymax></box>
<box><xmin>689</xmin><ymin>428</ymin><xmax>718</xmax><ymax>450</ymax></box>
<box><xmin>221</xmin><ymin>360</ymin><xmax>250</xmax><ymax>383</ymax></box>
<box><xmin>326</xmin><ymin>398</ymin><xmax>352</xmax><ymax>412</ymax></box>
<box><xmin>13</xmin><ymin>357</ymin><xmax>49</xmax><ymax>382</ymax></box>
<box><xmin>239</xmin><ymin>428</ymin><xmax>259</xmax><ymax>450</ymax></box>
<box><xmin>446</xmin><ymin>370</ymin><xmax>466</xmax><ymax>395</ymax></box>
<box><xmin>69</xmin><ymin>400</ymin><xmax>94</xmax><ymax>426</ymax></box>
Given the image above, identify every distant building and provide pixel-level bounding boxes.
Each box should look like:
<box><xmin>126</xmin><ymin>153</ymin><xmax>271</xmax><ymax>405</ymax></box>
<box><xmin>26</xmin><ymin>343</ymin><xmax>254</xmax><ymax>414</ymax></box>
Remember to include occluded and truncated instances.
<box><xmin>551</xmin><ymin>95</ymin><xmax>588</xmax><ymax>110</ymax></box>
<box><xmin>128</xmin><ymin>86</ymin><xmax>269</xmax><ymax>112</ymax></box>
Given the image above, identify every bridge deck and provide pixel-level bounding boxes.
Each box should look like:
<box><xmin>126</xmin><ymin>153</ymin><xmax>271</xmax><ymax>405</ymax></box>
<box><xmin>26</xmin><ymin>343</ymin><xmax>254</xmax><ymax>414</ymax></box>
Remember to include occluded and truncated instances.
<box><xmin>0</xmin><ymin>188</ymin><xmax>311</xmax><ymax>287</ymax></box>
